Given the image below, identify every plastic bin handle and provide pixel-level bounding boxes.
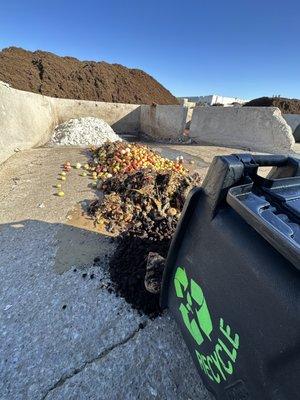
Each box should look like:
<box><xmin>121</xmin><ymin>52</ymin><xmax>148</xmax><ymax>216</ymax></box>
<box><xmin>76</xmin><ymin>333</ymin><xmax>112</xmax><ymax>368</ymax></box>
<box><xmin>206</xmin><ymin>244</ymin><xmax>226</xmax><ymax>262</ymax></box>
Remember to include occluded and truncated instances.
<box><xmin>252</xmin><ymin>154</ymin><xmax>289</xmax><ymax>167</ymax></box>
<box><xmin>237</xmin><ymin>154</ymin><xmax>300</xmax><ymax>180</ymax></box>
<box><xmin>227</xmin><ymin>185</ymin><xmax>300</xmax><ymax>270</ymax></box>
<box><xmin>202</xmin><ymin>154</ymin><xmax>300</xmax><ymax>218</ymax></box>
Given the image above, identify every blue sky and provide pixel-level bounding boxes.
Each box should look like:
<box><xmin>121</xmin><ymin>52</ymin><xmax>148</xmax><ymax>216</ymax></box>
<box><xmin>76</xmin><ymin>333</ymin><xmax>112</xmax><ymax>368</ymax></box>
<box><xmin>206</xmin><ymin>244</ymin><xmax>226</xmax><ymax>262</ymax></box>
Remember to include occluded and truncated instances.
<box><xmin>0</xmin><ymin>0</ymin><xmax>299</xmax><ymax>100</ymax></box>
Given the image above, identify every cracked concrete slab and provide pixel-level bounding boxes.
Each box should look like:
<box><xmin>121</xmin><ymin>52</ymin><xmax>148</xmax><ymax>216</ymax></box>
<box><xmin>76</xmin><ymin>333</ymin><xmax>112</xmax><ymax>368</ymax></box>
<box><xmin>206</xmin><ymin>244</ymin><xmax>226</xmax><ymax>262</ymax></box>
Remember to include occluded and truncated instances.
<box><xmin>0</xmin><ymin>219</ymin><xmax>142</xmax><ymax>400</ymax></box>
<box><xmin>45</xmin><ymin>316</ymin><xmax>211</xmax><ymax>400</ymax></box>
<box><xmin>0</xmin><ymin>145</ymin><xmax>238</xmax><ymax>400</ymax></box>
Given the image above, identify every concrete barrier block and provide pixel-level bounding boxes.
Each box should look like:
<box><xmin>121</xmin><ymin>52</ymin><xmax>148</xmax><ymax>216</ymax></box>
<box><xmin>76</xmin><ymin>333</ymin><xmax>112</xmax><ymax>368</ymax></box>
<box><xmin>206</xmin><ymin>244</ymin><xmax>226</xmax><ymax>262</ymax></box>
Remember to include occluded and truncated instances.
<box><xmin>283</xmin><ymin>114</ymin><xmax>300</xmax><ymax>132</ymax></box>
<box><xmin>190</xmin><ymin>106</ymin><xmax>295</xmax><ymax>153</ymax></box>
<box><xmin>0</xmin><ymin>84</ymin><xmax>142</xmax><ymax>164</ymax></box>
<box><xmin>283</xmin><ymin>114</ymin><xmax>300</xmax><ymax>141</ymax></box>
<box><xmin>51</xmin><ymin>98</ymin><xmax>141</xmax><ymax>134</ymax></box>
<box><xmin>140</xmin><ymin>105</ymin><xmax>188</xmax><ymax>139</ymax></box>
<box><xmin>0</xmin><ymin>83</ymin><xmax>54</xmax><ymax>164</ymax></box>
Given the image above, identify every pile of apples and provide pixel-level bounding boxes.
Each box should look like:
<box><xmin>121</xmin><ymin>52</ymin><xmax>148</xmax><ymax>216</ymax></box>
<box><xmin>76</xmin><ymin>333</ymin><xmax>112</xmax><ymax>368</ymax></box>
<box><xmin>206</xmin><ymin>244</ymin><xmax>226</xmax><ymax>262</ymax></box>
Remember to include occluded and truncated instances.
<box><xmin>91</xmin><ymin>141</ymin><xmax>186</xmax><ymax>181</ymax></box>
<box><xmin>55</xmin><ymin>142</ymin><xmax>187</xmax><ymax>198</ymax></box>
<box><xmin>55</xmin><ymin>161</ymin><xmax>92</xmax><ymax>197</ymax></box>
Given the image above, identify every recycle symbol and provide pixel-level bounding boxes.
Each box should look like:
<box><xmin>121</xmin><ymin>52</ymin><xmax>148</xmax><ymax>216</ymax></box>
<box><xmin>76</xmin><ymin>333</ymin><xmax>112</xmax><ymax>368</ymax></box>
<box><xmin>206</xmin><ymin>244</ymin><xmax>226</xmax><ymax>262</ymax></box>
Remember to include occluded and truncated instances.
<box><xmin>174</xmin><ymin>267</ymin><xmax>213</xmax><ymax>346</ymax></box>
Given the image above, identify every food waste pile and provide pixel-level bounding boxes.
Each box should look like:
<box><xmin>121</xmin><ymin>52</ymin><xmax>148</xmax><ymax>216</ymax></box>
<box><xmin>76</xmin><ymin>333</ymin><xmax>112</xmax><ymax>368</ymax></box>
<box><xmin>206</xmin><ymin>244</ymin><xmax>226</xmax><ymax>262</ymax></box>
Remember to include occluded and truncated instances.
<box><xmin>88</xmin><ymin>142</ymin><xmax>198</xmax><ymax>239</ymax></box>
<box><xmin>56</xmin><ymin>141</ymin><xmax>201</xmax><ymax>317</ymax></box>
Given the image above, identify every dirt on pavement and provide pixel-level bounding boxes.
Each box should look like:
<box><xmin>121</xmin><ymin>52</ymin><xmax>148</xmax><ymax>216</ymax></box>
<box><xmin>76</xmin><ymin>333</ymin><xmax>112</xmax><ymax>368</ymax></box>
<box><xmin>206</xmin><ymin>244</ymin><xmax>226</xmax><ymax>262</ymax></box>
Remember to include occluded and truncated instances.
<box><xmin>108</xmin><ymin>234</ymin><xmax>169</xmax><ymax>318</ymax></box>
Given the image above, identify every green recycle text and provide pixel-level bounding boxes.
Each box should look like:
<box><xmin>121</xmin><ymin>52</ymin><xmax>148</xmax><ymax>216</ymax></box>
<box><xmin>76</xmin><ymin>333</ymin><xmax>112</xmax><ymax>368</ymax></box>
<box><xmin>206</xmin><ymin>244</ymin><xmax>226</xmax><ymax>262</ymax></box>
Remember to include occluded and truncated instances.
<box><xmin>174</xmin><ymin>266</ymin><xmax>240</xmax><ymax>384</ymax></box>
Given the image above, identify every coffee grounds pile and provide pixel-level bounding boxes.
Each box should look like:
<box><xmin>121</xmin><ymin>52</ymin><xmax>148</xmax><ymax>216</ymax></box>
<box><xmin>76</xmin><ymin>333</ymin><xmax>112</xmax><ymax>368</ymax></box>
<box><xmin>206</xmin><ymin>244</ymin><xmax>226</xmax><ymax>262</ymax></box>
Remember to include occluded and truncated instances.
<box><xmin>0</xmin><ymin>47</ymin><xmax>179</xmax><ymax>105</ymax></box>
<box><xmin>244</xmin><ymin>96</ymin><xmax>300</xmax><ymax>114</ymax></box>
<box><xmin>109</xmin><ymin>235</ymin><xmax>170</xmax><ymax>318</ymax></box>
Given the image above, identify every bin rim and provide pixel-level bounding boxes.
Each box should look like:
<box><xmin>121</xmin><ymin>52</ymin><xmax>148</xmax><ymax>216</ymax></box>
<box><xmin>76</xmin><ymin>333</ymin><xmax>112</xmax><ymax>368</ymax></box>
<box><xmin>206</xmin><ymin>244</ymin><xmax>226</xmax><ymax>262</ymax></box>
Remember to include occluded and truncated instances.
<box><xmin>160</xmin><ymin>187</ymin><xmax>203</xmax><ymax>309</ymax></box>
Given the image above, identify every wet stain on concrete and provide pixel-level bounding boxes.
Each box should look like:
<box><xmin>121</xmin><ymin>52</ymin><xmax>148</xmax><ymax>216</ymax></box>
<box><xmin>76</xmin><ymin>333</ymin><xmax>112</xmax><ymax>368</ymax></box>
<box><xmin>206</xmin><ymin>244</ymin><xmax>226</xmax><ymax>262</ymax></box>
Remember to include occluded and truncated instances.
<box><xmin>54</xmin><ymin>204</ymin><xmax>114</xmax><ymax>274</ymax></box>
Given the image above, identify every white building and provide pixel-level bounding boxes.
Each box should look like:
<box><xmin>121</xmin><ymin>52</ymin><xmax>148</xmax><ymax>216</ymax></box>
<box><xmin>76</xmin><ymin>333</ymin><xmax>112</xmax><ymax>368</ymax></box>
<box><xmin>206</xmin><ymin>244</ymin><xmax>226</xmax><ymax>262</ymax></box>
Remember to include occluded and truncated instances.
<box><xmin>178</xmin><ymin>95</ymin><xmax>248</xmax><ymax>106</ymax></box>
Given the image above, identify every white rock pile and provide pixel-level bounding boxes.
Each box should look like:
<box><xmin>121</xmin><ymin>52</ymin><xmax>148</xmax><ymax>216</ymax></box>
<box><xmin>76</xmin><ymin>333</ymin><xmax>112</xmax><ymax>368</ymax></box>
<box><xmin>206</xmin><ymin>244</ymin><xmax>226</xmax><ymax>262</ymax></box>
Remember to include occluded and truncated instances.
<box><xmin>50</xmin><ymin>117</ymin><xmax>121</xmax><ymax>146</ymax></box>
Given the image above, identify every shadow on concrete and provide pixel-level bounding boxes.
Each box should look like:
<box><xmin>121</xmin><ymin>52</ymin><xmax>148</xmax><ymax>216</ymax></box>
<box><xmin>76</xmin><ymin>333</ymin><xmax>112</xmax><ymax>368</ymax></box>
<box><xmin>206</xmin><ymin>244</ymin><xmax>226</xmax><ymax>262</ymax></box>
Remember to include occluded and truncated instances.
<box><xmin>111</xmin><ymin>107</ymin><xmax>141</xmax><ymax>135</ymax></box>
<box><xmin>0</xmin><ymin>217</ymin><xmax>115</xmax><ymax>275</ymax></box>
<box><xmin>293</xmin><ymin>124</ymin><xmax>300</xmax><ymax>142</ymax></box>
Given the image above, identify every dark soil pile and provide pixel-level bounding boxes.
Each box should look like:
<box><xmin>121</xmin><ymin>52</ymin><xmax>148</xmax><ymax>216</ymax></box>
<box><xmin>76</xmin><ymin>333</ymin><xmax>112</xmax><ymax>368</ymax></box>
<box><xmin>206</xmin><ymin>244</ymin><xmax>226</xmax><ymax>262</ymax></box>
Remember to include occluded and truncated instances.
<box><xmin>244</xmin><ymin>97</ymin><xmax>300</xmax><ymax>114</ymax></box>
<box><xmin>0</xmin><ymin>47</ymin><xmax>179</xmax><ymax>105</ymax></box>
<box><xmin>109</xmin><ymin>235</ymin><xmax>170</xmax><ymax>318</ymax></box>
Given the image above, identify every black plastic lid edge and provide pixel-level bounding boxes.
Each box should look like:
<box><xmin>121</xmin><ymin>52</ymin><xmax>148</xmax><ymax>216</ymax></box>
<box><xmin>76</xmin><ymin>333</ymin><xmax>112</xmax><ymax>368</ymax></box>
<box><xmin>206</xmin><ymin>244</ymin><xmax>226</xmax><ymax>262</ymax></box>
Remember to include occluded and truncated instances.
<box><xmin>160</xmin><ymin>187</ymin><xmax>203</xmax><ymax>309</ymax></box>
<box><xmin>227</xmin><ymin>187</ymin><xmax>300</xmax><ymax>271</ymax></box>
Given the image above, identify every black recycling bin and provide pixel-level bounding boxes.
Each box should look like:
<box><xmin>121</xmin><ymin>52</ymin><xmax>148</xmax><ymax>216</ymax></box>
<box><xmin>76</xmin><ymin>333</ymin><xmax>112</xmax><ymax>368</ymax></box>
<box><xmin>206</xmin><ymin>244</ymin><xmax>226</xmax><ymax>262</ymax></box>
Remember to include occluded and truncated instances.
<box><xmin>161</xmin><ymin>154</ymin><xmax>300</xmax><ymax>400</ymax></box>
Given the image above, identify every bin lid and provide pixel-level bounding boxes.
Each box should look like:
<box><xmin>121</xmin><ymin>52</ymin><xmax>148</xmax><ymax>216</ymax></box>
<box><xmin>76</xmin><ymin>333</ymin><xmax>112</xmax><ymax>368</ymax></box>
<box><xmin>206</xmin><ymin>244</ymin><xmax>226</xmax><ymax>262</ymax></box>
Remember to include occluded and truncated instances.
<box><xmin>227</xmin><ymin>176</ymin><xmax>300</xmax><ymax>270</ymax></box>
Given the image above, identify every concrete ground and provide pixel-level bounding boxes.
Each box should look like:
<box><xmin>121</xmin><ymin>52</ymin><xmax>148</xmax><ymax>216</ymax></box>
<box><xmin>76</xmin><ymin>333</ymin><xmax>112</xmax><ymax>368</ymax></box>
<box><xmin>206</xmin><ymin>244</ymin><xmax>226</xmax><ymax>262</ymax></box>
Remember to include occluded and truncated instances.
<box><xmin>0</xmin><ymin>143</ymin><xmax>290</xmax><ymax>400</ymax></box>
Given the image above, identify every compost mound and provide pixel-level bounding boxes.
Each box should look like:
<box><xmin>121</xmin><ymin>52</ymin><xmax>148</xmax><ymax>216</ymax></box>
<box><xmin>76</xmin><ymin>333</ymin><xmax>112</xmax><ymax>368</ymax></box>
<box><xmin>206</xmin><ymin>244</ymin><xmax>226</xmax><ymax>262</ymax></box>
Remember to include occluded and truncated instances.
<box><xmin>244</xmin><ymin>97</ymin><xmax>300</xmax><ymax>114</ymax></box>
<box><xmin>0</xmin><ymin>47</ymin><xmax>178</xmax><ymax>105</ymax></box>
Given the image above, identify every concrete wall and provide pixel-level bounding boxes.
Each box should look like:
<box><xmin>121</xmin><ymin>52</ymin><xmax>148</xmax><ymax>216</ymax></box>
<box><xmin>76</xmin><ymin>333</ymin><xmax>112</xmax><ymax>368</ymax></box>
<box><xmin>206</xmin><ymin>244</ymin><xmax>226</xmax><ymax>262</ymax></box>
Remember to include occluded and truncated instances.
<box><xmin>177</xmin><ymin>99</ymin><xmax>195</xmax><ymax>128</ymax></box>
<box><xmin>0</xmin><ymin>83</ymin><xmax>189</xmax><ymax>164</ymax></box>
<box><xmin>0</xmin><ymin>83</ymin><xmax>55</xmax><ymax>165</ymax></box>
<box><xmin>190</xmin><ymin>106</ymin><xmax>295</xmax><ymax>153</ymax></box>
<box><xmin>0</xmin><ymin>83</ymin><xmax>141</xmax><ymax>164</ymax></box>
<box><xmin>140</xmin><ymin>105</ymin><xmax>188</xmax><ymax>139</ymax></box>
<box><xmin>283</xmin><ymin>114</ymin><xmax>300</xmax><ymax>142</ymax></box>
<box><xmin>2</xmin><ymin>81</ymin><xmax>297</xmax><ymax>166</ymax></box>
<box><xmin>186</xmin><ymin>107</ymin><xmax>194</xmax><ymax>124</ymax></box>
<box><xmin>50</xmin><ymin>98</ymin><xmax>141</xmax><ymax>134</ymax></box>
<box><xmin>178</xmin><ymin>98</ymin><xmax>197</xmax><ymax>108</ymax></box>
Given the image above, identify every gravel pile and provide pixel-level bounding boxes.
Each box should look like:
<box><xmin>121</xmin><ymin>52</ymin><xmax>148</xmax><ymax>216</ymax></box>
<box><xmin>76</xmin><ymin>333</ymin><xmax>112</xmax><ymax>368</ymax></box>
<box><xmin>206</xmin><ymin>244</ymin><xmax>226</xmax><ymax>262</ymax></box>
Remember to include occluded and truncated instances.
<box><xmin>50</xmin><ymin>117</ymin><xmax>121</xmax><ymax>146</ymax></box>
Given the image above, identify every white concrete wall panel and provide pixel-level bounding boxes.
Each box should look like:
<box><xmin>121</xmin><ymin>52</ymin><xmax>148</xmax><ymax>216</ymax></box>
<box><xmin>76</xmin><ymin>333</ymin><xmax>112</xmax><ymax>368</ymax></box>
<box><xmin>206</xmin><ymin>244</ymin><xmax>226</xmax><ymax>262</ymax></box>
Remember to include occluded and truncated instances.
<box><xmin>190</xmin><ymin>106</ymin><xmax>295</xmax><ymax>153</ymax></box>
